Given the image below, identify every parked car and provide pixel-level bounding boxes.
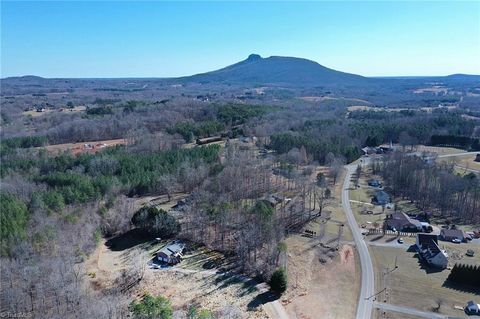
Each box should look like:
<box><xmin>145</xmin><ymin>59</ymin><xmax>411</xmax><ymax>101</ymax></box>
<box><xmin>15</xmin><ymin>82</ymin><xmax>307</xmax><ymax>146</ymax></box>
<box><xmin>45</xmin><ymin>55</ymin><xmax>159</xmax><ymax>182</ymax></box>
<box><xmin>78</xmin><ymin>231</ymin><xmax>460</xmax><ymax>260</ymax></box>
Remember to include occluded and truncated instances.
<box><xmin>452</xmin><ymin>238</ymin><xmax>462</xmax><ymax>244</ymax></box>
<box><xmin>465</xmin><ymin>301</ymin><xmax>480</xmax><ymax>315</ymax></box>
<box><xmin>466</xmin><ymin>249</ymin><xmax>475</xmax><ymax>257</ymax></box>
<box><xmin>397</xmin><ymin>238</ymin><xmax>404</xmax><ymax>244</ymax></box>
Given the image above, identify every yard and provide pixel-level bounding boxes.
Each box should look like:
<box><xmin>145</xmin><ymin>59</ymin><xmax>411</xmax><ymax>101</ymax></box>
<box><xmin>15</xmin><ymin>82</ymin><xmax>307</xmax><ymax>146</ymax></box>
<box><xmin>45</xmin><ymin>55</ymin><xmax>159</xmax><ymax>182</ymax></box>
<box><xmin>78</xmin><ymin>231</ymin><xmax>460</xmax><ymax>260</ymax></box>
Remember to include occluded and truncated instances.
<box><xmin>370</xmin><ymin>245</ymin><xmax>479</xmax><ymax>318</ymax></box>
<box><xmin>23</xmin><ymin>105</ymin><xmax>86</xmax><ymax>118</ymax></box>
<box><xmin>86</xmin><ymin>236</ymin><xmax>270</xmax><ymax>318</ymax></box>
<box><xmin>282</xmin><ymin>168</ymin><xmax>360</xmax><ymax>319</ymax></box>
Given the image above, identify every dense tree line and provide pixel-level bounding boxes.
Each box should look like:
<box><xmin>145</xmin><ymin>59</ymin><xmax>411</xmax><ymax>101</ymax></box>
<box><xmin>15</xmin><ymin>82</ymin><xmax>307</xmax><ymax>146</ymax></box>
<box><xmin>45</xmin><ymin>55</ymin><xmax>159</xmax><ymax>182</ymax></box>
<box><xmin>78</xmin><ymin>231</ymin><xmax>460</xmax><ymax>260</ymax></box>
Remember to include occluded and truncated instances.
<box><xmin>166</xmin><ymin>120</ymin><xmax>225</xmax><ymax>142</ymax></box>
<box><xmin>0</xmin><ymin>135</ymin><xmax>47</xmax><ymax>155</ymax></box>
<box><xmin>374</xmin><ymin>153</ymin><xmax>479</xmax><ymax>223</ymax></box>
<box><xmin>269</xmin><ymin>132</ymin><xmax>360</xmax><ymax>164</ymax></box>
<box><xmin>430</xmin><ymin>135</ymin><xmax>480</xmax><ymax>151</ymax></box>
<box><xmin>85</xmin><ymin>105</ymin><xmax>114</xmax><ymax>115</ymax></box>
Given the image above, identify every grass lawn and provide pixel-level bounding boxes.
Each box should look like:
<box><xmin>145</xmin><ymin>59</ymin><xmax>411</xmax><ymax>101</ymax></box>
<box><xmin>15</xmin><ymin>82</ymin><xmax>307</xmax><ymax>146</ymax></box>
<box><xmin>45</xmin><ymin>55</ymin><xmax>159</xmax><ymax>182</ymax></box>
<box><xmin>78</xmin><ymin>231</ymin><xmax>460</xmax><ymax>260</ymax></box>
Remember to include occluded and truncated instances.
<box><xmin>370</xmin><ymin>245</ymin><xmax>480</xmax><ymax>318</ymax></box>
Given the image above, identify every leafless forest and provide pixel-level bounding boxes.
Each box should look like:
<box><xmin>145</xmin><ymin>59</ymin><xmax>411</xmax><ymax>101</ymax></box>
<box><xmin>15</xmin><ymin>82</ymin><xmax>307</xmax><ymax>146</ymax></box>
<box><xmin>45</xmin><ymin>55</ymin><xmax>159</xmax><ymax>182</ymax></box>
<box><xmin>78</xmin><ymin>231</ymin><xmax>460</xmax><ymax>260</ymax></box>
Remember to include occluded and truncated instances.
<box><xmin>1</xmin><ymin>73</ymin><xmax>479</xmax><ymax>318</ymax></box>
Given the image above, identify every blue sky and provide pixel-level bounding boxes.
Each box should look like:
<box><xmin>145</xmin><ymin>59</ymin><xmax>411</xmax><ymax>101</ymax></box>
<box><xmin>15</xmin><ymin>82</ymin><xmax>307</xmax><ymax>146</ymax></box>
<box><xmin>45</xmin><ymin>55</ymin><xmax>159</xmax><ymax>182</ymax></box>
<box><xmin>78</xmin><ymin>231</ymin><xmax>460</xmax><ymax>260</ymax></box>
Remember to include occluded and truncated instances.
<box><xmin>1</xmin><ymin>1</ymin><xmax>479</xmax><ymax>78</ymax></box>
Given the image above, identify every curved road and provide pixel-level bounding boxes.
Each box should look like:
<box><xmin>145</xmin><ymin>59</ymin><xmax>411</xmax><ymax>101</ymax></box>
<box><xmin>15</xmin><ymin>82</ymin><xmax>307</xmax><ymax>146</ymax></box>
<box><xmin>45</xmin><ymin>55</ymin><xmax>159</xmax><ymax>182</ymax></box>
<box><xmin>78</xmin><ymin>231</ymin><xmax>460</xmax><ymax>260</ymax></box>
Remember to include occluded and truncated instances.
<box><xmin>342</xmin><ymin>165</ymin><xmax>375</xmax><ymax>319</ymax></box>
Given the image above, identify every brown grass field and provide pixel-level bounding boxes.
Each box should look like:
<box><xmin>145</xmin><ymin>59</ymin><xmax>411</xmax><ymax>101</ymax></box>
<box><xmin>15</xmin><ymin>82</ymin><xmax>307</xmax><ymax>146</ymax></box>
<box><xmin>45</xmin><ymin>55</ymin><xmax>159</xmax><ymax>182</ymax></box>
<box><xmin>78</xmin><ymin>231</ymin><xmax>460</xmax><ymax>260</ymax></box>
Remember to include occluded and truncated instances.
<box><xmin>370</xmin><ymin>245</ymin><xmax>480</xmax><ymax>318</ymax></box>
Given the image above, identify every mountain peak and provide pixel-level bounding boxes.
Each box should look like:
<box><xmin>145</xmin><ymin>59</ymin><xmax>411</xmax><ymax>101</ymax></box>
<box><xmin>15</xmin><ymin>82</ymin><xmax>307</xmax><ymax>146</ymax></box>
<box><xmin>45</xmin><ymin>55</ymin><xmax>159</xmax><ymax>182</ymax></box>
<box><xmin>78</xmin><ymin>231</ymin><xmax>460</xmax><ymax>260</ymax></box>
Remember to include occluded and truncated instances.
<box><xmin>183</xmin><ymin>54</ymin><xmax>370</xmax><ymax>87</ymax></box>
<box><xmin>246</xmin><ymin>54</ymin><xmax>262</xmax><ymax>61</ymax></box>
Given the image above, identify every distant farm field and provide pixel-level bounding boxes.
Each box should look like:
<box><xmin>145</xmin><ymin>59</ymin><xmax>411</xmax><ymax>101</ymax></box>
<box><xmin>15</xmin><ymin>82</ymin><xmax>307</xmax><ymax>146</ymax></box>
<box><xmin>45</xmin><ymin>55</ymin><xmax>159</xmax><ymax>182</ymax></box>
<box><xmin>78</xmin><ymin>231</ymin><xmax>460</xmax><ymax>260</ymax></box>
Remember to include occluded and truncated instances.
<box><xmin>37</xmin><ymin>138</ymin><xmax>126</xmax><ymax>155</ymax></box>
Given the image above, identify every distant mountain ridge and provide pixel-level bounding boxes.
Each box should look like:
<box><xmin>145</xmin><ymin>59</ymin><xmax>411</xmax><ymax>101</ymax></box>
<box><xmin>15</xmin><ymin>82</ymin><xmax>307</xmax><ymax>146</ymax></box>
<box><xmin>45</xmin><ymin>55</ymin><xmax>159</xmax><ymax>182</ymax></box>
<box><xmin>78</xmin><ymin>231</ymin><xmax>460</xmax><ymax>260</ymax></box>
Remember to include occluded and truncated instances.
<box><xmin>2</xmin><ymin>55</ymin><xmax>479</xmax><ymax>87</ymax></box>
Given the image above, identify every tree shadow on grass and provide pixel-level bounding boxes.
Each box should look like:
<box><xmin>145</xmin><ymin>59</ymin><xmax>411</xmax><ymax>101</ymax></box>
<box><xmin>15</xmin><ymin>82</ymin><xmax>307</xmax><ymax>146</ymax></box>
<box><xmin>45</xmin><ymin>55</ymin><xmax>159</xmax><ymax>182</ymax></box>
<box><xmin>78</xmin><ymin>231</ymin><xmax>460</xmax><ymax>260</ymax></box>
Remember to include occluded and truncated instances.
<box><xmin>369</xmin><ymin>235</ymin><xmax>384</xmax><ymax>242</ymax></box>
<box><xmin>442</xmin><ymin>280</ymin><xmax>480</xmax><ymax>295</ymax></box>
<box><xmin>105</xmin><ymin>228</ymin><xmax>152</xmax><ymax>251</ymax></box>
<box><xmin>385</xmin><ymin>236</ymin><xmax>397</xmax><ymax>243</ymax></box>
<box><xmin>247</xmin><ymin>291</ymin><xmax>281</xmax><ymax>310</ymax></box>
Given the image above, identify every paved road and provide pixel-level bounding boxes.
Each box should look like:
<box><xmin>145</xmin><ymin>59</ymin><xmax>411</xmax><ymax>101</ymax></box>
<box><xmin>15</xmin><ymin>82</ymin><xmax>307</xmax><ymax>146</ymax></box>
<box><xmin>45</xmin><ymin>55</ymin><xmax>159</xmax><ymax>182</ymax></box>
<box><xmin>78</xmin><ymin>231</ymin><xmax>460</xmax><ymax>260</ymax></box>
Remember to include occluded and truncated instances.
<box><xmin>342</xmin><ymin>165</ymin><xmax>375</xmax><ymax>319</ymax></box>
<box><xmin>437</xmin><ymin>151</ymin><xmax>479</xmax><ymax>159</ymax></box>
<box><xmin>374</xmin><ymin>302</ymin><xmax>449</xmax><ymax>319</ymax></box>
<box><xmin>454</xmin><ymin>165</ymin><xmax>480</xmax><ymax>174</ymax></box>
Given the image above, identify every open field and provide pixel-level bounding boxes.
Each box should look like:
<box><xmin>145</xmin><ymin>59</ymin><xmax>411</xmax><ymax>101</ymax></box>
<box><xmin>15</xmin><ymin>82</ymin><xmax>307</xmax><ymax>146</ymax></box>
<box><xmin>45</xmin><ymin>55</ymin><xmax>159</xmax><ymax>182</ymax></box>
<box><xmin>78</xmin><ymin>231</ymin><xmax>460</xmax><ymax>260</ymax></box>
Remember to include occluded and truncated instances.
<box><xmin>438</xmin><ymin>153</ymin><xmax>480</xmax><ymax>171</ymax></box>
<box><xmin>37</xmin><ymin>138</ymin><xmax>126</xmax><ymax>155</ymax></box>
<box><xmin>23</xmin><ymin>105</ymin><xmax>86</xmax><ymax>117</ymax></box>
<box><xmin>370</xmin><ymin>245</ymin><xmax>479</xmax><ymax>318</ymax></box>
<box><xmin>300</xmin><ymin>96</ymin><xmax>372</xmax><ymax>104</ymax></box>
<box><xmin>373</xmin><ymin>310</ymin><xmax>428</xmax><ymax>319</ymax></box>
<box><xmin>284</xmin><ymin>237</ymin><xmax>359</xmax><ymax>319</ymax></box>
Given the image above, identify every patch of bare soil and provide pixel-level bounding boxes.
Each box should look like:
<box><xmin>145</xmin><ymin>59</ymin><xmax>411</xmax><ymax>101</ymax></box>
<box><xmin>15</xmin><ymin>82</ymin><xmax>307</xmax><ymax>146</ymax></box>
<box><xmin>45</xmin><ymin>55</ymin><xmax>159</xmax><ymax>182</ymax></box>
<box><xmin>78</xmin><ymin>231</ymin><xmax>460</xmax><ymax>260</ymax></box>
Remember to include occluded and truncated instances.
<box><xmin>37</xmin><ymin>138</ymin><xmax>126</xmax><ymax>155</ymax></box>
<box><xmin>283</xmin><ymin>234</ymin><xmax>359</xmax><ymax>319</ymax></box>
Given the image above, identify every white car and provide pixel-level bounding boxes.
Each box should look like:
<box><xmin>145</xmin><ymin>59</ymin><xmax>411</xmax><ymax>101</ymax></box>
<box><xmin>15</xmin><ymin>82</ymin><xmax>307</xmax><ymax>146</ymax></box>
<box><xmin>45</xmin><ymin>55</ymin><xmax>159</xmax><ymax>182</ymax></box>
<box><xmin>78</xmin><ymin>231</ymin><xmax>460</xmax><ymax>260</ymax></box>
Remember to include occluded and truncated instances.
<box><xmin>452</xmin><ymin>238</ymin><xmax>462</xmax><ymax>244</ymax></box>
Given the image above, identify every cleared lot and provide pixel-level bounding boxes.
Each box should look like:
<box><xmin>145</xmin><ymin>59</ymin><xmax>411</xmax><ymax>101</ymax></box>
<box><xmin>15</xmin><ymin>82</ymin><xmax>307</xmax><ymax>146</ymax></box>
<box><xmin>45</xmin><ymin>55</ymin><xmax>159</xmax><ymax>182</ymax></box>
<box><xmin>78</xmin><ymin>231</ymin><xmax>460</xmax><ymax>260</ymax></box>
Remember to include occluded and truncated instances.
<box><xmin>283</xmin><ymin>168</ymin><xmax>360</xmax><ymax>319</ymax></box>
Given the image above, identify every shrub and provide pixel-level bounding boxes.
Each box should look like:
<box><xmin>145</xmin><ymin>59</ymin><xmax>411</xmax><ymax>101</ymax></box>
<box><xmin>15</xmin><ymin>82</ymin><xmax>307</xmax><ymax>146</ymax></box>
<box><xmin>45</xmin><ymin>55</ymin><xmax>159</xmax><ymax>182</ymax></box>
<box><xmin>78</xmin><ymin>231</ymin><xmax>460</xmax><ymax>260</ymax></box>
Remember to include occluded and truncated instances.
<box><xmin>269</xmin><ymin>267</ymin><xmax>288</xmax><ymax>293</ymax></box>
<box><xmin>130</xmin><ymin>294</ymin><xmax>173</xmax><ymax>319</ymax></box>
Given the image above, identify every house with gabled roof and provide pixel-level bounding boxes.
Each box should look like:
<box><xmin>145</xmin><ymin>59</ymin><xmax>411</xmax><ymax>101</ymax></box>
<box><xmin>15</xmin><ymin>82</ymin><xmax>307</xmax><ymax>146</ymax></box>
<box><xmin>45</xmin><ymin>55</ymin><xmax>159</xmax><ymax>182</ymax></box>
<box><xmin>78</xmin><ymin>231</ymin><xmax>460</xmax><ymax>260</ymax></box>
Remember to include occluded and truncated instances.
<box><xmin>416</xmin><ymin>233</ymin><xmax>448</xmax><ymax>269</ymax></box>
<box><xmin>156</xmin><ymin>240</ymin><xmax>185</xmax><ymax>265</ymax></box>
<box><xmin>440</xmin><ymin>228</ymin><xmax>469</xmax><ymax>242</ymax></box>
<box><xmin>372</xmin><ymin>191</ymin><xmax>391</xmax><ymax>205</ymax></box>
<box><xmin>385</xmin><ymin>212</ymin><xmax>423</xmax><ymax>232</ymax></box>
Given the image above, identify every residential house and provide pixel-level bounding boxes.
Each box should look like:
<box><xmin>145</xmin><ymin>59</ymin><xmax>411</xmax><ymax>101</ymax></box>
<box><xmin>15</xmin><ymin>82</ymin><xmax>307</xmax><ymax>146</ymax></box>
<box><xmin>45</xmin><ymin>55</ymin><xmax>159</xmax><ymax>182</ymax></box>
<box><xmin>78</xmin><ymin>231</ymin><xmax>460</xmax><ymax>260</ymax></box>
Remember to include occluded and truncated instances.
<box><xmin>361</xmin><ymin>147</ymin><xmax>377</xmax><ymax>155</ymax></box>
<box><xmin>440</xmin><ymin>229</ymin><xmax>469</xmax><ymax>242</ymax></box>
<box><xmin>372</xmin><ymin>191</ymin><xmax>391</xmax><ymax>205</ymax></box>
<box><xmin>416</xmin><ymin>234</ymin><xmax>448</xmax><ymax>269</ymax></box>
<box><xmin>385</xmin><ymin>212</ymin><xmax>423</xmax><ymax>232</ymax></box>
<box><xmin>156</xmin><ymin>241</ymin><xmax>185</xmax><ymax>265</ymax></box>
<box><xmin>35</xmin><ymin>106</ymin><xmax>46</xmax><ymax>112</ymax></box>
<box><xmin>264</xmin><ymin>194</ymin><xmax>283</xmax><ymax>207</ymax></box>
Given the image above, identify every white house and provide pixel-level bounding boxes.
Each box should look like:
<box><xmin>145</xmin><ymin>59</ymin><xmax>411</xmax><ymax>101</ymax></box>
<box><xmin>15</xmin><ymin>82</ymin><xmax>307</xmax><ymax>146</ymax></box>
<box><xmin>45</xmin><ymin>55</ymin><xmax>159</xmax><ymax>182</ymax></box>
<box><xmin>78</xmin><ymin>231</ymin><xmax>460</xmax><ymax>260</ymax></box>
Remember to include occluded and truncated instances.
<box><xmin>416</xmin><ymin>234</ymin><xmax>448</xmax><ymax>269</ymax></box>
